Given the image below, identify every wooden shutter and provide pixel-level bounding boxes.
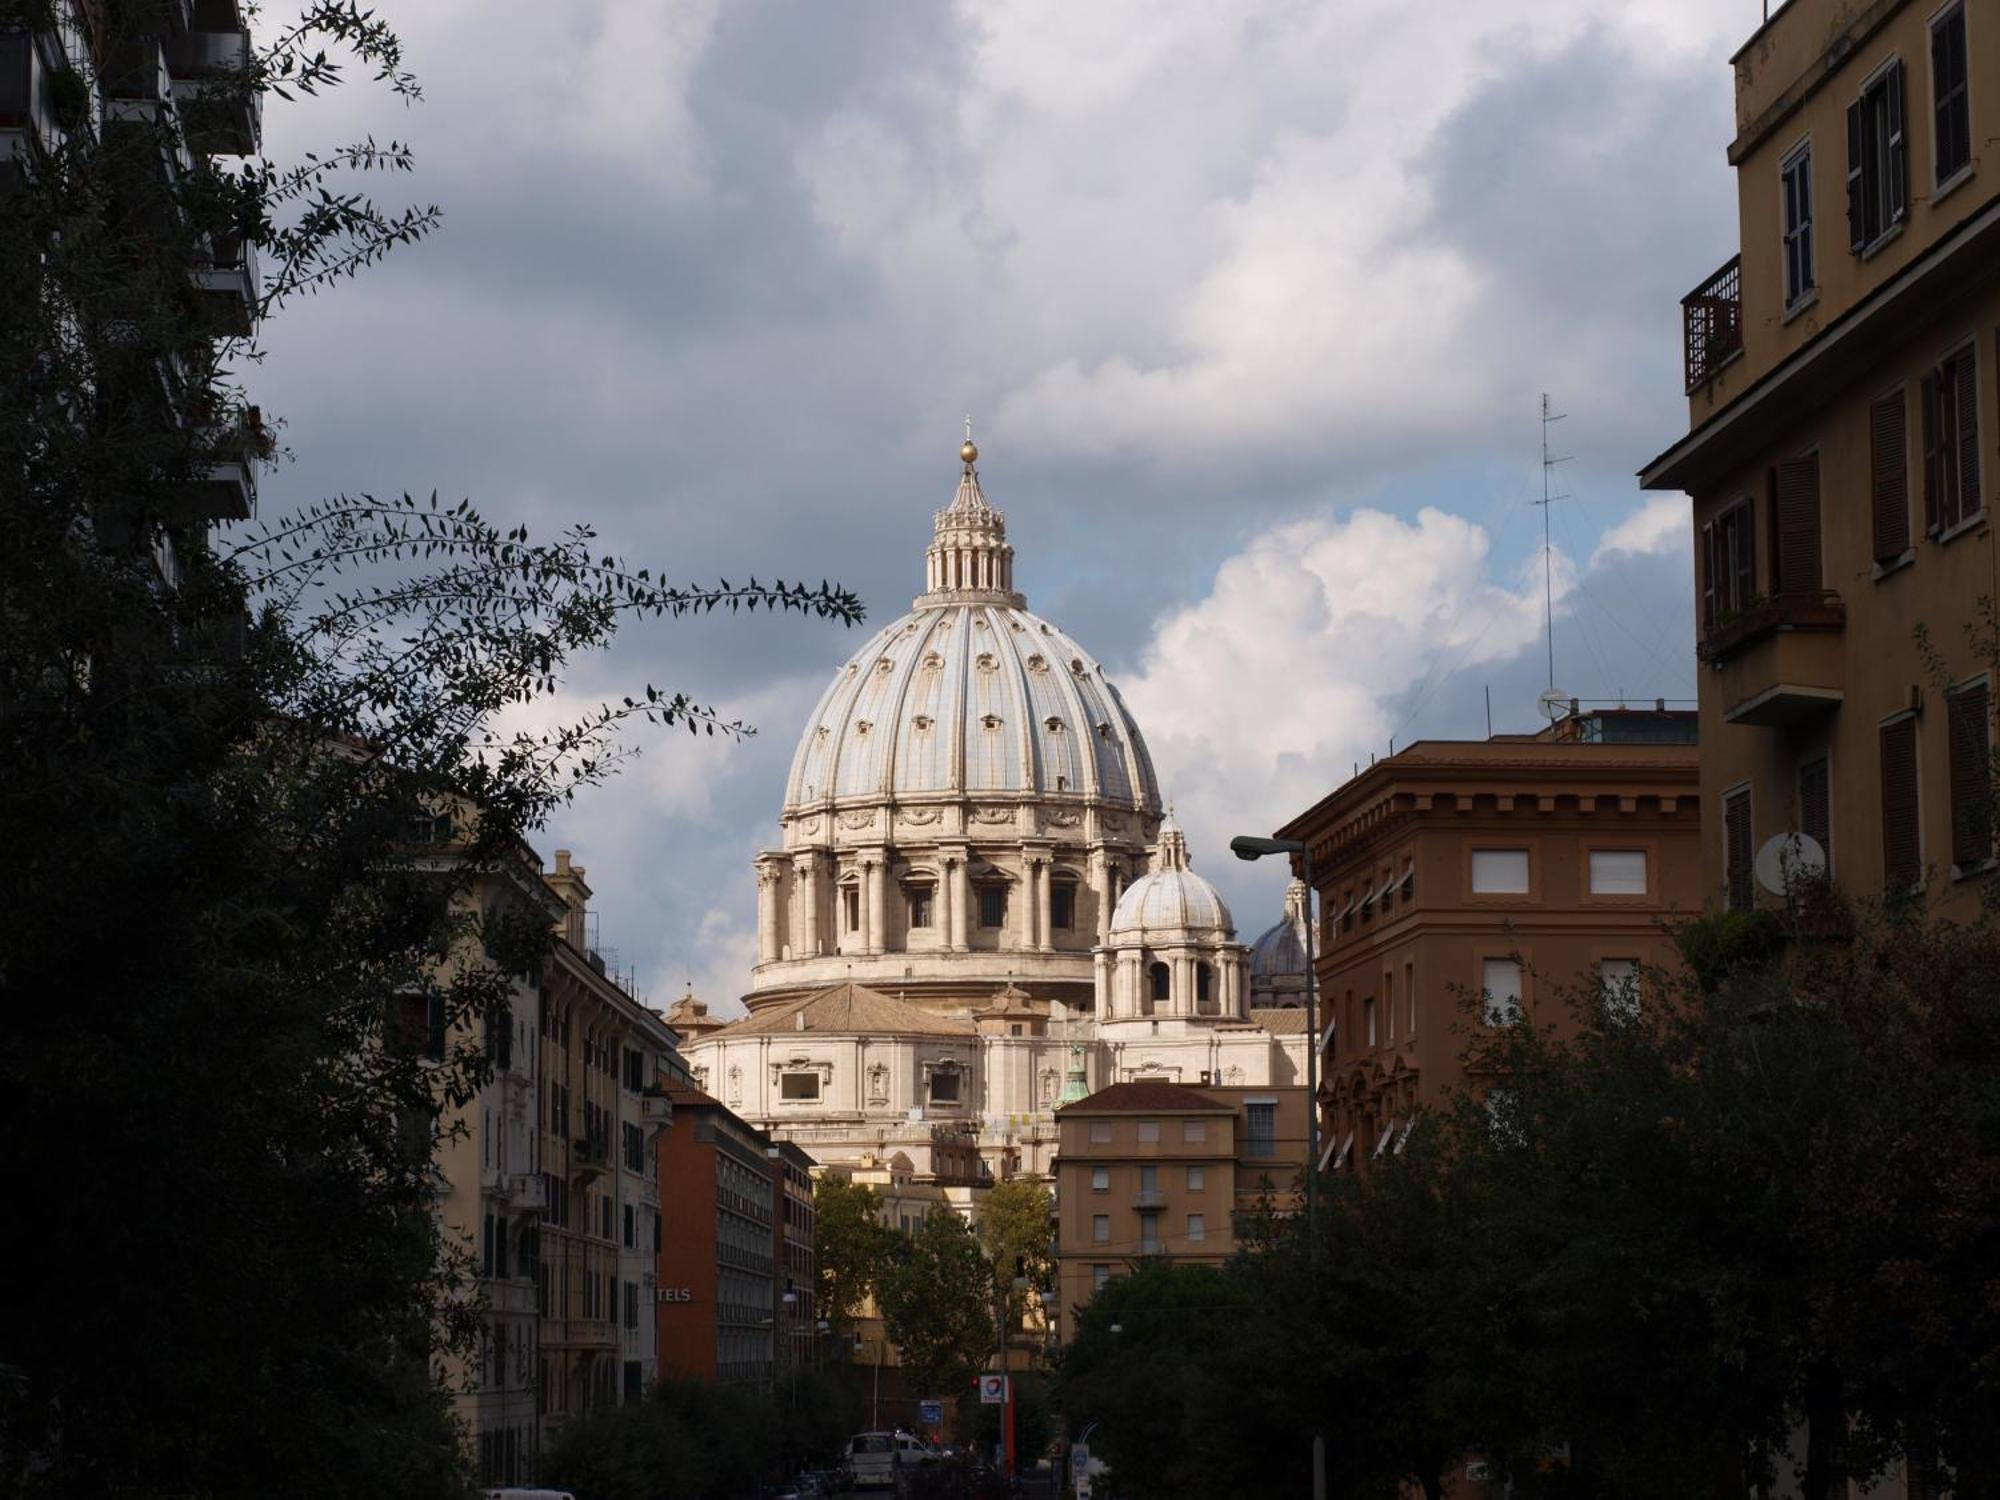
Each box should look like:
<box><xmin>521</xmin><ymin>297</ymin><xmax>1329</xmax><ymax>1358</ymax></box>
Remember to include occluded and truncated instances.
<box><xmin>1871</xmin><ymin>391</ymin><xmax>1909</xmax><ymax>560</ymax></box>
<box><xmin>1954</xmin><ymin>349</ymin><xmax>1981</xmax><ymax>523</ymax></box>
<box><xmin>1847</xmin><ymin>97</ymin><xmax>1866</xmax><ymax>250</ymax></box>
<box><xmin>1923</xmin><ymin>369</ymin><xmax>1943</xmax><ymax>533</ymax></box>
<box><xmin>1733</xmin><ymin>505</ymin><xmax>1756</xmax><ymax>614</ymax></box>
<box><xmin>1774</xmin><ymin>453</ymin><xmax>1822</xmax><ymax>593</ymax></box>
<box><xmin>1948</xmin><ymin>682</ymin><xmax>1991</xmax><ymax>867</ymax></box>
<box><xmin>1800</xmin><ymin>756</ymin><xmax>1832</xmax><ymax>868</ymax></box>
<box><xmin>1881</xmin><ymin>716</ymin><xmax>1922</xmax><ymax>890</ymax></box>
<box><xmin>1724</xmin><ymin>789</ymin><xmax>1753</xmax><ymax>912</ymax></box>
<box><xmin>1701</xmin><ymin>520</ymin><xmax>1718</xmax><ymax>628</ymax></box>
<box><xmin>1886</xmin><ymin>61</ymin><xmax>1907</xmax><ymax>225</ymax></box>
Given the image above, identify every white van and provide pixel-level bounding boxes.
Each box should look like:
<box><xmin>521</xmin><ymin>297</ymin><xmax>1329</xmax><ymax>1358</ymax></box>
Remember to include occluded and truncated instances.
<box><xmin>846</xmin><ymin>1431</ymin><xmax>899</xmax><ymax>1490</ymax></box>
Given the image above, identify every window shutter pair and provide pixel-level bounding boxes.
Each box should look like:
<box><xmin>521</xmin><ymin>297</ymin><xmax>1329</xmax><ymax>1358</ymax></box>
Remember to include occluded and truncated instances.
<box><xmin>1924</xmin><ymin>352</ymin><xmax>1983</xmax><ymax>533</ymax></box>
<box><xmin>1870</xmin><ymin>391</ymin><xmax>1909</xmax><ymax>560</ymax></box>
<box><xmin>1700</xmin><ymin>522</ymin><xmax>1718</xmax><ymax>628</ymax></box>
<box><xmin>1947</xmin><ymin>681</ymin><xmax>1991</xmax><ymax>868</ymax></box>
<box><xmin>1724</xmin><ymin>789</ymin><xmax>1753</xmax><ymax>912</ymax></box>
<box><xmin>1770</xmin><ymin>453</ymin><xmax>1822</xmax><ymax>594</ymax></box>
<box><xmin>1845</xmin><ymin>62</ymin><xmax>1907</xmax><ymax>249</ymax></box>
<box><xmin>1880</xmin><ymin>717</ymin><xmax>1922</xmax><ymax>890</ymax></box>
<box><xmin>1954</xmin><ymin>350</ymin><xmax>1980</xmax><ymax>523</ymax></box>
<box><xmin>1799</xmin><ymin>757</ymin><xmax>1832</xmax><ymax>866</ymax></box>
<box><xmin>1847</xmin><ymin>98</ymin><xmax>1866</xmax><ymax>251</ymax></box>
<box><xmin>1923</xmin><ymin>368</ymin><xmax>1952</xmax><ymax>533</ymax></box>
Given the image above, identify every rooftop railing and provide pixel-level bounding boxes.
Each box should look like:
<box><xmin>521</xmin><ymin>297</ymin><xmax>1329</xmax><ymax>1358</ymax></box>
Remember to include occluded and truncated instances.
<box><xmin>1683</xmin><ymin>254</ymin><xmax>1743</xmax><ymax>391</ymax></box>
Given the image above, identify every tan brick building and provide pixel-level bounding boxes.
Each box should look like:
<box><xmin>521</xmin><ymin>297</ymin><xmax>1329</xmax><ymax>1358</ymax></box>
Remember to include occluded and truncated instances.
<box><xmin>1051</xmin><ymin>1080</ymin><xmax>1307</xmax><ymax>1339</ymax></box>
<box><xmin>1275</xmin><ymin>710</ymin><xmax>1702</xmax><ymax>1165</ymax></box>
<box><xmin>1642</xmin><ymin>0</ymin><xmax>1998</xmax><ymax>914</ymax></box>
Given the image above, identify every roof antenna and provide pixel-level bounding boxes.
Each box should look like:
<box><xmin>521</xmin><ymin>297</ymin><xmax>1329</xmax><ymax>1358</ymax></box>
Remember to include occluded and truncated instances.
<box><xmin>1535</xmin><ymin>393</ymin><xmax>1571</xmax><ymax>697</ymax></box>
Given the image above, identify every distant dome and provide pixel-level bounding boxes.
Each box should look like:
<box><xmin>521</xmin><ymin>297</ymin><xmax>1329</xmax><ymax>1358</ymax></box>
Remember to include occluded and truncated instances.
<box><xmin>1249</xmin><ymin>878</ymin><xmax>1309</xmax><ymax>977</ymax></box>
<box><xmin>1108</xmin><ymin>815</ymin><xmax>1233</xmax><ymax>937</ymax></box>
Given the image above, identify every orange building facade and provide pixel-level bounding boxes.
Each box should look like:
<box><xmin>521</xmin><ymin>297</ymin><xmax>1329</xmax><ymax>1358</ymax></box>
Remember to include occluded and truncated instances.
<box><xmin>1276</xmin><ymin>711</ymin><xmax>1702</xmax><ymax>1163</ymax></box>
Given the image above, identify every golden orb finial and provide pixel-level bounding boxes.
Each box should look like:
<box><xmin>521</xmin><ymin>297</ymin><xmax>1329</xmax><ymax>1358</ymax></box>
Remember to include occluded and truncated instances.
<box><xmin>960</xmin><ymin>439</ymin><xmax>979</xmax><ymax>466</ymax></box>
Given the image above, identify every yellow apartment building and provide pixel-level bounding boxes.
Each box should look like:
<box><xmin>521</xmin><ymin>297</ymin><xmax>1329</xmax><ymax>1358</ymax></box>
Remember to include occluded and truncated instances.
<box><xmin>1642</xmin><ymin>0</ymin><xmax>1999</xmax><ymax>911</ymax></box>
<box><xmin>1051</xmin><ymin>1080</ymin><xmax>1307</xmax><ymax>1340</ymax></box>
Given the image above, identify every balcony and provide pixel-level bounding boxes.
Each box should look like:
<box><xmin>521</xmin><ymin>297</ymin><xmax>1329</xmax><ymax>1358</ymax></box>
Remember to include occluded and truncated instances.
<box><xmin>1131</xmin><ymin>1188</ymin><xmax>1167</xmax><ymax>1209</ymax></box>
<box><xmin>1683</xmin><ymin>255</ymin><xmax>1743</xmax><ymax>392</ymax></box>
<box><xmin>170</xmin><ymin>408</ymin><xmax>262</xmax><ymax>521</ymax></box>
<box><xmin>1700</xmin><ymin>591</ymin><xmax>1847</xmax><ymax>727</ymax></box>
<box><xmin>506</xmin><ymin>1173</ymin><xmax>549</xmax><ymax>1212</ymax></box>
<box><xmin>571</xmin><ymin>1131</ymin><xmax>612</xmax><ymax>1179</ymax></box>
<box><xmin>193</xmin><ymin>236</ymin><xmax>259</xmax><ymax>336</ymax></box>
<box><xmin>165</xmin><ymin>27</ymin><xmax>259</xmax><ymax>155</ymax></box>
<box><xmin>1138</xmin><ymin>1239</ymin><xmax>1165</xmax><ymax>1256</ymax></box>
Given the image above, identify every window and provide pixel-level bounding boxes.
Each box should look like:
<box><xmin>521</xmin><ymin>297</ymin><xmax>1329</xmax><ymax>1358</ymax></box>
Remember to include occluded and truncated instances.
<box><xmin>1847</xmin><ymin>59</ymin><xmax>1907</xmax><ymax>251</ymax></box>
<box><xmin>1702</xmin><ymin>500</ymin><xmax>1757</xmax><ymax>629</ymax></box>
<box><xmin>1724</xmin><ymin>786</ymin><xmax>1754</xmax><ymax>912</ymax></box>
<box><xmin>1138</xmin><ymin>1164</ymin><xmax>1158</xmax><ymax>1196</ymax></box>
<box><xmin>1947</xmin><ymin>680</ymin><xmax>1991</xmax><ymax>869</ymax></box>
<box><xmin>1770</xmin><ymin>451</ymin><xmax>1822</xmax><ymax>594</ymax></box>
<box><xmin>928</xmin><ymin>1069</ymin><xmax>961</xmax><ymax>1104</ymax></box>
<box><xmin>1470</xmin><ymin>849</ymin><xmax>1530</xmax><ymax>894</ymax></box>
<box><xmin>972</xmin><ymin>884</ymin><xmax>1004</xmax><ymax>929</ymax></box>
<box><xmin>1782</xmin><ymin>141</ymin><xmax>1814</xmax><ymax>306</ymax></box>
<box><xmin>842</xmin><ymin>885</ymin><xmax>860</xmax><ymax>932</ymax></box>
<box><xmin>1923</xmin><ymin>344</ymin><xmax>1981</xmax><ymax>534</ymax></box>
<box><xmin>1481</xmin><ymin>958</ymin><xmax>1523</xmax><ymax>1025</ymax></box>
<box><xmin>1090</xmin><ymin>1166</ymin><xmax>1110</xmax><ymax>1192</ymax></box>
<box><xmin>1588</xmin><ymin>850</ymin><xmax>1648</xmax><ymax>895</ymax></box>
<box><xmin>1136</xmin><ymin>1120</ymin><xmax>1160</xmax><ymax>1143</ymax></box>
<box><xmin>1195</xmin><ymin>962</ymin><xmax>1214</xmax><ymax>1013</ymax></box>
<box><xmin>1088</xmin><ymin>1120</ymin><xmax>1113</xmax><ymax>1144</ymax></box>
<box><xmin>1405</xmin><ymin>961</ymin><xmax>1416</xmax><ymax>1036</ymax></box>
<box><xmin>1149</xmin><ymin>962</ymin><xmax>1171</xmax><ymax>1002</ymax></box>
<box><xmin>780</xmin><ymin>1072</ymin><xmax>821</xmax><ymax>1102</ymax></box>
<box><xmin>1599</xmin><ymin>958</ymin><xmax>1641</xmax><ymax>1022</ymax></box>
<box><xmin>1871</xmin><ymin>388</ymin><xmax>1911</xmax><ymax>562</ymax></box>
<box><xmin>1187</xmin><ymin>1165</ymin><xmax>1206</xmax><ymax>1191</ymax></box>
<box><xmin>1139</xmin><ymin>1211</ymin><xmax>1161</xmax><ymax>1251</ymax></box>
<box><xmin>1363</xmin><ymin>996</ymin><xmax>1377</xmax><ymax>1047</ymax></box>
<box><xmin>1932</xmin><ymin>3</ymin><xmax>1970</xmax><ymax>184</ymax></box>
<box><xmin>1799</xmin><ymin>755</ymin><xmax>1832</xmax><ymax>870</ymax></box>
<box><xmin>1092</xmin><ymin>1214</ymin><xmax>1110</xmax><ymax>1244</ymax></box>
<box><xmin>1881</xmin><ymin>716</ymin><xmax>1923</xmax><ymax>890</ymax></box>
<box><xmin>623</xmin><ymin>1281</ymin><xmax>638</xmax><ymax>1331</ymax></box>
<box><xmin>1245</xmin><ymin>1101</ymin><xmax>1276</xmax><ymax>1159</ymax></box>
<box><xmin>623</xmin><ymin>1203</ymin><xmax>634</xmax><ymax>1248</ymax></box>
<box><xmin>1050</xmin><ymin>881</ymin><xmax>1075</xmax><ymax>930</ymax></box>
<box><xmin>1093</xmin><ymin>1264</ymin><xmax>1112</xmax><ymax>1290</ymax></box>
<box><xmin>1187</xmin><ymin>1214</ymin><xmax>1206</xmax><ymax>1243</ymax></box>
<box><xmin>1182</xmin><ymin>1120</ymin><xmax>1206</xmax><ymax>1144</ymax></box>
<box><xmin>907</xmin><ymin>885</ymin><xmax>933</xmax><ymax>929</ymax></box>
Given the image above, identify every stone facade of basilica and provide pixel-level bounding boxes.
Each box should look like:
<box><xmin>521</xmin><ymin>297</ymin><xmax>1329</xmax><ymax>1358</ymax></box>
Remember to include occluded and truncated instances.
<box><xmin>681</xmin><ymin>441</ymin><xmax>1307</xmax><ymax>1192</ymax></box>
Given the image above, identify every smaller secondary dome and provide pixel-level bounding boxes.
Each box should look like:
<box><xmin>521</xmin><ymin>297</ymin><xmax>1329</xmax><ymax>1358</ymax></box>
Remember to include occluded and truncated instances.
<box><xmin>1249</xmin><ymin>878</ymin><xmax>1310</xmax><ymax>978</ymax></box>
<box><xmin>1109</xmin><ymin>815</ymin><xmax>1233</xmax><ymax>937</ymax></box>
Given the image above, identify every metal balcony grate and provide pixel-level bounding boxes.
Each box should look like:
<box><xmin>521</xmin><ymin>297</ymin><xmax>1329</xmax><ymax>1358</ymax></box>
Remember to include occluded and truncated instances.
<box><xmin>1682</xmin><ymin>254</ymin><xmax>1743</xmax><ymax>391</ymax></box>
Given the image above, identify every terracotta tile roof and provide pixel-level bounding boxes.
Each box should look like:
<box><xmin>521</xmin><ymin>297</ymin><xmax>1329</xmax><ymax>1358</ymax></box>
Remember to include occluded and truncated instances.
<box><xmin>1057</xmin><ymin>1080</ymin><xmax>1226</xmax><ymax>1115</ymax></box>
<box><xmin>1250</xmin><ymin>1007</ymin><xmax>1310</xmax><ymax>1035</ymax></box>
<box><xmin>657</xmin><ymin>1079</ymin><xmax>724</xmax><ymax>1108</ymax></box>
<box><xmin>706</xmin><ymin>981</ymin><xmax>975</xmax><ymax>1038</ymax></box>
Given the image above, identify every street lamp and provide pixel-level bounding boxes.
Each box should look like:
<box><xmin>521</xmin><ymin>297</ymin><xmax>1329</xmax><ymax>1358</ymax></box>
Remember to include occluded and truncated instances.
<box><xmin>1229</xmin><ymin>835</ymin><xmax>1321</xmax><ymax>1239</ymax></box>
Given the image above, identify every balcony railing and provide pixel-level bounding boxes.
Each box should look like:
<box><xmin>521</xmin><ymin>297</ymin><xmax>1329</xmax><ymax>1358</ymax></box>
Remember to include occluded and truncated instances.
<box><xmin>1698</xmin><ymin>590</ymin><xmax>1846</xmax><ymax>665</ymax></box>
<box><xmin>1131</xmin><ymin>1188</ymin><xmax>1167</xmax><ymax>1209</ymax></box>
<box><xmin>1683</xmin><ymin>254</ymin><xmax>1743</xmax><ymax>391</ymax></box>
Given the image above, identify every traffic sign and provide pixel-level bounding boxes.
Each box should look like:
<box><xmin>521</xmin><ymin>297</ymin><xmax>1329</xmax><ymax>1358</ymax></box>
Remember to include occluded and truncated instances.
<box><xmin>979</xmin><ymin>1374</ymin><xmax>1008</xmax><ymax>1404</ymax></box>
<box><xmin>918</xmin><ymin>1400</ymin><xmax>943</xmax><ymax>1426</ymax></box>
<box><xmin>1070</xmin><ymin>1443</ymin><xmax>1089</xmax><ymax>1477</ymax></box>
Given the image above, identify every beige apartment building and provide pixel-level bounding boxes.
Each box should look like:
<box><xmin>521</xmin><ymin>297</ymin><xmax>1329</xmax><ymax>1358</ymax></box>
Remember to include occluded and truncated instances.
<box><xmin>1051</xmin><ymin>1080</ymin><xmax>1307</xmax><ymax>1340</ymax></box>
<box><xmin>1642</xmin><ymin>0</ymin><xmax>1999</xmax><ymax>912</ymax></box>
<box><xmin>1276</xmin><ymin>709</ymin><xmax>1703</xmax><ymax>1166</ymax></box>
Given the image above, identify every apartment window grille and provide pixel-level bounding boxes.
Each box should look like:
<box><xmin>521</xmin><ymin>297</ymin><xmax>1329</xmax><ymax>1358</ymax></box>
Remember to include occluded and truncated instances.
<box><xmin>979</xmin><ymin>885</ymin><xmax>1007</xmax><ymax>929</ymax></box>
<box><xmin>1847</xmin><ymin>60</ymin><xmax>1907</xmax><ymax>251</ymax></box>
<box><xmin>1871</xmin><ymin>388</ymin><xmax>1911</xmax><ymax>561</ymax></box>
<box><xmin>1724</xmin><ymin>787</ymin><xmax>1754</xmax><ymax>912</ymax></box>
<box><xmin>1931</xmin><ymin>3</ymin><xmax>1970</xmax><ymax>185</ymax></box>
<box><xmin>1781</xmin><ymin>141</ymin><xmax>1814</xmax><ymax>306</ymax></box>
<box><xmin>1481</xmin><ymin>959</ymin><xmax>1523</xmax><ymax>1026</ymax></box>
<box><xmin>1799</xmin><ymin>755</ymin><xmax>1833</xmax><ymax>870</ymax></box>
<box><xmin>1702</xmin><ymin>500</ymin><xmax>1757</xmax><ymax>629</ymax></box>
<box><xmin>1947</xmin><ymin>680</ymin><xmax>1992</xmax><ymax>868</ymax></box>
<box><xmin>1881</xmin><ymin>716</ymin><xmax>1923</xmax><ymax>891</ymax></box>
<box><xmin>1922</xmin><ymin>344</ymin><xmax>1981</xmax><ymax>534</ymax></box>
<box><xmin>907</xmin><ymin>885</ymin><xmax>934</xmax><ymax>929</ymax></box>
<box><xmin>1588</xmin><ymin>850</ymin><xmax>1648</xmax><ymax>895</ymax></box>
<box><xmin>1770</xmin><ymin>451</ymin><xmax>1823</xmax><ymax>594</ymax></box>
<box><xmin>1245</xmin><ymin>1102</ymin><xmax>1277</xmax><ymax>1159</ymax></box>
<box><xmin>1187</xmin><ymin>1165</ymin><xmax>1205</xmax><ymax>1191</ymax></box>
<box><xmin>1469</xmin><ymin>849</ymin><xmax>1530</xmax><ymax>894</ymax></box>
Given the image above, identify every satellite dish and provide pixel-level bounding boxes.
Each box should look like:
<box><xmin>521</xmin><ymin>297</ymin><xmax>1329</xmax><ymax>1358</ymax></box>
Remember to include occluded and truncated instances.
<box><xmin>1754</xmin><ymin>831</ymin><xmax>1827</xmax><ymax>896</ymax></box>
<box><xmin>1536</xmin><ymin>688</ymin><xmax>1570</xmax><ymax>723</ymax></box>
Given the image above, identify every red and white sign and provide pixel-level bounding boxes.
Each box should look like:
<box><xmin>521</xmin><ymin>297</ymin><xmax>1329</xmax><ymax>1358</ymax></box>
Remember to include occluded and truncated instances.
<box><xmin>978</xmin><ymin>1374</ymin><xmax>1008</xmax><ymax>1405</ymax></box>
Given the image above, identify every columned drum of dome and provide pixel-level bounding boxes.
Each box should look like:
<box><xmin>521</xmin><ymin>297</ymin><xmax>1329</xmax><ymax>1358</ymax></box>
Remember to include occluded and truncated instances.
<box><xmin>1095</xmin><ymin>816</ymin><xmax>1250</xmax><ymax>1024</ymax></box>
<box><xmin>747</xmin><ymin>443</ymin><xmax>1162</xmax><ymax>1014</ymax></box>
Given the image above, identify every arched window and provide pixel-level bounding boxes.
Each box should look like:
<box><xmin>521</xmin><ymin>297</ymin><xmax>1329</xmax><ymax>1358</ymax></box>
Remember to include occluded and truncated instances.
<box><xmin>1196</xmin><ymin>962</ymin><xmax>1215</xmax><ymax>1014</ymax></box>
<box><xmin>1149</xmin><ymin>962</ymin><xmax>1171</xmax><ymax>1002</ymax></box>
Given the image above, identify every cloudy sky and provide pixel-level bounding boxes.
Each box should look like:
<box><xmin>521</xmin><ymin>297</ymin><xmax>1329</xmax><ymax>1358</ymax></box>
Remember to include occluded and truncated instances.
<box><xmin>255</xmin><ymin>0</ymin><xmax>1756</xmax><ymax>1015</ymax></box>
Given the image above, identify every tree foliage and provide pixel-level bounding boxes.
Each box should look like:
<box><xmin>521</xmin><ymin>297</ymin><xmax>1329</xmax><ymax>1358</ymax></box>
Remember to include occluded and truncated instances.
<box><xmin>0</xmin><ymin>6</ymin><xmax>859</xmax><ymax>1496</ymax></box>
<box><xmin>813</xmin><ymin>1175</ymin><xmax>894</xmax><ymax>1335</ymax></box>
<box><xmin>876</xmin><ymin>1209</ymin><xmax>998</xmax><ymax>1407</ymax></box>
<box><xmin>976</xmin><ymin>1173</ymin><xmax>1055</xmax><ymax>1337</ymax></box>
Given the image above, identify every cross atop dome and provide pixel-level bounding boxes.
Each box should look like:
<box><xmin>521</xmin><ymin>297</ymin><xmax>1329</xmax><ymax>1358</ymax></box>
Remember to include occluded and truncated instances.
<box><xmin>919</xmin><ymin>426</ymin><xmax>1024</xmax><ymax>608</ymax></box>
